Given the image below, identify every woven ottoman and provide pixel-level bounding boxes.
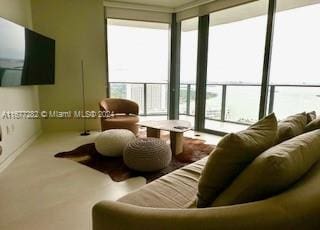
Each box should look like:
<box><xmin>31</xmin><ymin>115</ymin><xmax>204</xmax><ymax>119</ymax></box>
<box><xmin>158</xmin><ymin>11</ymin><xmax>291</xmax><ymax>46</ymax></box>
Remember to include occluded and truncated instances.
<box><xmin>123</xmin><ymin>138</ymin><xmax>172</xmax><ymax>172</ymax></box>
<box><xmin>95</xmin><ymin>129</ymin><xmax>136</xmax><ymax>157</ymax></box>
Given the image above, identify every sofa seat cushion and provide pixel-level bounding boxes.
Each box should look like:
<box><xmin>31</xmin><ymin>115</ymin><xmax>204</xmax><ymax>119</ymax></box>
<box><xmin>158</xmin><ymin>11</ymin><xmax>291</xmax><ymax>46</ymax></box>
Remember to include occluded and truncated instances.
<box><xmin>213</xmin><ymin>129</ymin><xmax>320</xmax><ymax>207</ymax></box>
<box><xmin>118</xmin><ymin>157</ymin><xmax>207</xmax><ymax>208</ymax></box>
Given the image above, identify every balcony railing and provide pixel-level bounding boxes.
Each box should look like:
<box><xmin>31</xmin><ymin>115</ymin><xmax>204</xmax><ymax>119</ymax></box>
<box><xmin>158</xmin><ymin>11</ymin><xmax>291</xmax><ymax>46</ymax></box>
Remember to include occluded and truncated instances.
<box><xmin>109</xmin><ymin>82</ymin><xmax>320</xmax><ymax>125</ymax></box>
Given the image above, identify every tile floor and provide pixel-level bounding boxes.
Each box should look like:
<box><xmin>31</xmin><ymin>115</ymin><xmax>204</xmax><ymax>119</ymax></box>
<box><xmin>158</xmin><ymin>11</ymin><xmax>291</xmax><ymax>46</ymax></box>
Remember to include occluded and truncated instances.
<box><xmin>0</xmin><ymin>131</ymin><xmax>221</xmax><ymax>230</ymax></box>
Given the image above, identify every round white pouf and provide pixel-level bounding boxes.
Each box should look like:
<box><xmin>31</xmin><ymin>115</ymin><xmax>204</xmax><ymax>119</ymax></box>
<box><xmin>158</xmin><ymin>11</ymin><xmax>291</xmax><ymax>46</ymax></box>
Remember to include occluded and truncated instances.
<box><xmin>123</xmin><ymin>138</ymin><xmax>172</xmax><ymax>172</ymax></box>
<box><xmin>95</xmin><ymin>129</ymin><xmax>136</xmax><ymax>157</ymax></box>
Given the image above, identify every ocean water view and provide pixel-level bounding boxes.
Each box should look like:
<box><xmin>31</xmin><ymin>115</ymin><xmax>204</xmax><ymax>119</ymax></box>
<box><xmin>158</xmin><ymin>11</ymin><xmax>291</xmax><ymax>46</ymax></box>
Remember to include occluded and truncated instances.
<box><xmin>111</xmin><ymin>82</ymin><xmax>320</xmax><ymax>127</ymax></box>
<box><xmin>204</xmin><ymin>85</ymin><xmax>320</xmax><ymax>124</ymax></box>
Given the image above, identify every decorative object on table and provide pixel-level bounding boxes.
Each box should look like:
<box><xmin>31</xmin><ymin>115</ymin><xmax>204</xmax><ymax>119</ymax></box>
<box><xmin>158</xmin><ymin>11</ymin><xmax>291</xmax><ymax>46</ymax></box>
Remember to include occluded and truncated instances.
<box><xmin>55</xmin><ymin>132</ymin><xmax>215</xmax><ymax>183</ymax></box>
<box><xmin>80</xmin><ymin>60</ymin><xmax>90</xmax><ymax>136</ymax></box>
<box><xmin>138</xmin><ymin>120</ymin><xmax>191</xmax><ymax>155</ymax></box>
<box><xmin>123</xmin><ymin>138</ymin><xmax>172</xmax><ymax>172</ymax></box>
<box><xmin>94</xmin><ymin>129</ymin><xmax>136</xmax><ymax>157</ymax></box>
<box><xmin>99</xmin><ymin>98</ymin><xmax>139</xmax><ymax>135</ymax></box>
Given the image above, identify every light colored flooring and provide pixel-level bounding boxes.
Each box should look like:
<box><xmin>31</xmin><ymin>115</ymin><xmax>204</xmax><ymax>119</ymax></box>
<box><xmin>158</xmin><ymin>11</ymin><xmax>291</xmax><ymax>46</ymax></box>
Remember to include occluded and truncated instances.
<box><xmin>0</xmin><ymin>130</ymin><xmax>221</xmax><ymax>230</ymax></box>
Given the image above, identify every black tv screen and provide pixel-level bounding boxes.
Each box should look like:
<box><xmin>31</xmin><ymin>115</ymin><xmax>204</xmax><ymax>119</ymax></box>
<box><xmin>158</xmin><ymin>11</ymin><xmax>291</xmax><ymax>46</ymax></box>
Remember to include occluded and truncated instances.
<box><xmin>0</xmin><ymin>17</ymin><xmax>55</xmax><ymax>86</ymax></box>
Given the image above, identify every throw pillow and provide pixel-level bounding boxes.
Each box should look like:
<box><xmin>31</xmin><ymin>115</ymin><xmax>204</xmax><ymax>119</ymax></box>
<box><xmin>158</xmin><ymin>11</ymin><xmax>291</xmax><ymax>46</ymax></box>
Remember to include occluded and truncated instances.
<box><xmin>277</xmin><ymin>112</ymin><xmax>307</xmax><ymax>144</ymax></box>
<box><xmin>196</xmin><ymin>113</ymin><xmax>277</xmax><ymax>208</ymax></box>
<box><xmin>306</xmin><ymin>111</ymin><xmax>316</xmax><ymax>123</ymax></box>
<box><xmin>212</xmin><ymin>129</ymin><xmax>320</xmax><ymax>207</ymax></box>
<box><xmin>304</xmin><ymin>117</ymin><xmax>320</xmax><ymax>133</ymax></box>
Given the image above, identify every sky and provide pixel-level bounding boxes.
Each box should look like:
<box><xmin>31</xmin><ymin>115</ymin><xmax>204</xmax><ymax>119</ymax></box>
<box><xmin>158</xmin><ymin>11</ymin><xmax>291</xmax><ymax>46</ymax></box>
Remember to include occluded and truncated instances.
<box><xmin>108</xmin><ymin>4</ymin><xmax>320</xmax><ymax>85</ymax></box>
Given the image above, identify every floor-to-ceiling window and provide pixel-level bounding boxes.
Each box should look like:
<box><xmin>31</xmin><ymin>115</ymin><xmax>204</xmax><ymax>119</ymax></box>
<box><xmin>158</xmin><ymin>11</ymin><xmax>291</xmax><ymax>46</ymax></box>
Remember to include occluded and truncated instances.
<box><xmin>107</xmin><ymin>19</ymin><xmax>170</xmax><ymax>116</ymax></box>
<box><xmin>106</xmin><ymin>0</ymin><xmax>320</xmax><ymax>134</ymax></box>
<box><xmin>268</xmin><ymin>0</ymin><xmax>320</xmax><ymax>119</ymax></box>
<box><xmin>179</xmin><ymin>17</ymin><xmax>198</xmax><ymax>127</ymax></box>
<box><xmin>204</xmin><ymin>0</ymin><xmax>268</xmax><ymax>132</ymax></box>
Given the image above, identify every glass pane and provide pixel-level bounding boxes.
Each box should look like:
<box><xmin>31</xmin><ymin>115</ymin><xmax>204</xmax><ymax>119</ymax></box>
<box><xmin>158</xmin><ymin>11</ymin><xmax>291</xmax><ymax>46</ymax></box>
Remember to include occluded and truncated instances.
<box><xmin>270</xmin><ymin>1</ymin><xmax>320</xmax><ymax>118</ymax></box>
<box><xmin>107</xmin><ymin>19</ymin><xmax>170</xmax><ymax>116</ymax></box>
<box><xmin>205</xmin><ymin>85</ymin><xmax>222</xmax><ymax>120</ymax></box>
<box><xmin>107</xmin><ymin>19</ymin><xmax>169</xmax><ymax>83</ymax></box>
<box><xmin>180</xmin><ymin>17</ymin><xmax>198</xmax><ymax>84</ymax></box>
<box><xmin>225</xmin><ymin>86</ymin><xmax>261</xmax><ymax>124</ymax></box>
<box><xmin>270</xmin><ymin>1</ymin><xmax>320</xmax><ymax>85</ymax></box>
<box><xmin>205</xmin><ymin>0</ymin><xmax>268</xmax><ymax>130</ymax></box>
<box><xmin>179</xmin><ymin>17</ymin><xmax>198</xmax><ymax>127</ymax></box>
<box><xmin>189</xmin><ymin>85</ymin><xmax>196</xmax><ymax>116</ymax></box>
<box><xmin>179</xmin><ymin>84</ymin><xmax>188</xmax><ymax>114</ymax></box>
<box><xmin>207</xmin><ymin>1</ymin><xmax>267</xmax><ymax>85</ymax></box>
<box><xmin>146</xmin><ymin>84</ymin><xmax>167</xmax><ymax>115</ymax></box>
<box><xmin>110</xmin><ymin>83</ymin><xmax>144</xmax><ymax>114</ymax></box>
<box><xmin>272</xmin><ymin>87</ymin><xmax>320</xmax><ymax>120</ymax></box>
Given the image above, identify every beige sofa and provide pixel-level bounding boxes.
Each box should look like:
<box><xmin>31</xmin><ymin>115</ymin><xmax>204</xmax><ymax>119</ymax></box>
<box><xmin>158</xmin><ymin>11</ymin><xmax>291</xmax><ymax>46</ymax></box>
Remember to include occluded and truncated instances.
<box><xmin>92</xmin><ymin>155</ymin><xmax>320</xmax><ymax>229</ymax></box>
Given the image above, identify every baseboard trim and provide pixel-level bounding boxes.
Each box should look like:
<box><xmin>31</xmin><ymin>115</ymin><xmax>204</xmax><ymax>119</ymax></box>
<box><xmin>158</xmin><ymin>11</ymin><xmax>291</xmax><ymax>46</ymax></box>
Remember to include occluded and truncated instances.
<box><xmin>0</xmin><ymin>130</ymin><xmax>42</xmax><ymax>173</ymax></box>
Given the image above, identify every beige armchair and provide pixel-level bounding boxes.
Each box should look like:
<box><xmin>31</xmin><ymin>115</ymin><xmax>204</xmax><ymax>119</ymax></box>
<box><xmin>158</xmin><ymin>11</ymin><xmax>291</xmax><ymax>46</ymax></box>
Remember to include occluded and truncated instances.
<box><xmin>99</xmin><ymin>98</ymin><xmax>139</xmax><ymax>135</ymax></box>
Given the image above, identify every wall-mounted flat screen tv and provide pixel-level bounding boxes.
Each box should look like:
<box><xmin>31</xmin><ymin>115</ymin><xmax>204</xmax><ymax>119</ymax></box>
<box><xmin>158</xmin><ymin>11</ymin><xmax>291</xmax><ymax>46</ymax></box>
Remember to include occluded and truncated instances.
<box><xmin>0</xmin><ymin>16</ymin><xmax>55</xmax><ymax>86</ymax></box>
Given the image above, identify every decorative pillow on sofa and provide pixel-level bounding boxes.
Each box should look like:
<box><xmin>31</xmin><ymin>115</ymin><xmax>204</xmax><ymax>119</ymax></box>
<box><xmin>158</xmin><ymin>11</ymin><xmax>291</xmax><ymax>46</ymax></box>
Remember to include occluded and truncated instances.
<box><xmin>277</xmin><ymin>112</ymin><xmax>307</xmax><ymax>144</ymax></box>
<box><xmin>306</xmin><ymin>111</ymin><xmax>316</xmax><ymax>123</ymax></box>
<box><xmin>304</xmin><ymin>117</ymin><xmax>320</xmax><ymax>133</ymax></box>
<box><xmin>196</xmin><ymin>113</ymin><xmax>277</xmax><ymax>208</ymax></box>
<box><xmin>212</xmin><ymin>129</ymin><xmax>320</xmax><ymax>207</ymax></box>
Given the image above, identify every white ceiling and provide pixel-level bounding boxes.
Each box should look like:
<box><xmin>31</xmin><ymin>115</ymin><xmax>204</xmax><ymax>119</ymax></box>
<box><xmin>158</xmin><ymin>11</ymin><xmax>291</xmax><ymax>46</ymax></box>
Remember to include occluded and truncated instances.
<box><xmin>104</xmin><ymin>0</ymin><xmax>217</xmax><ymax>12</ymax></box>
<box><xmin>107</xmin><ymin>0</ymin><xmax>197</xmax><ymax>8</ymax></box>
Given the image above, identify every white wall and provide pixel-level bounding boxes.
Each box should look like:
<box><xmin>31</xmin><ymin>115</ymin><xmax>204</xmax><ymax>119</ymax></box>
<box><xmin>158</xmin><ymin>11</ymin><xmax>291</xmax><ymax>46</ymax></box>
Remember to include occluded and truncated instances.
<box><xmin>0</xmin><ymin>0</ymin><xmax>42</xmax><ymax>171</ymax></box>
<box><xmin>31</xmin><ymin>0</ymin><xmax>107</xmax><ymax>132</ymax></box>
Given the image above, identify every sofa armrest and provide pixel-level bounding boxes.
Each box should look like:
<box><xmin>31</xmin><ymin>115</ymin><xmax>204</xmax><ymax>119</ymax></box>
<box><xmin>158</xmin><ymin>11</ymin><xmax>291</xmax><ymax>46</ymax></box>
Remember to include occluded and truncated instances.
<box><xmin>92</xmin><ymin>200</ymin><xmax>292</xmax><ymax>230</ymax></box>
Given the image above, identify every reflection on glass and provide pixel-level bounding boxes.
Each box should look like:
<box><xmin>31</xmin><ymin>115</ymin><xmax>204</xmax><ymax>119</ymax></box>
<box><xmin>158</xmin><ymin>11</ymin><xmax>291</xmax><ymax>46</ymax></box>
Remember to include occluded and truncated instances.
<box><xmin>272</xmin><ymin>87</ymin><xmax>320</xmax><ymax>120</ymax></box>
<box><xmin>189</xmin><ymin>85</ymin><xmax>196</xmax><ymax>116</ymax></box>
<box><xmin>147</xmin><ymin>84</ymin><xmax>167</xmax><ymax>115</ymax></box>
<box><xmin>179</xmin><ymin>84</ymin><xmax>188</xmax><ymax>114</ymax></box>
<box><xmin>225</xmin><ymin>86</ymin><xmax>261</xmax><ymax>124</ymax></box>
<box><xmin>110</xmin><ymin>83</ymin><xmax>144</xmax><ymax>114</ymax></box>
<box><xmin>205</xmin><ymin>85</ymin><xmax>222</xmax><ymax>120</ymax></box>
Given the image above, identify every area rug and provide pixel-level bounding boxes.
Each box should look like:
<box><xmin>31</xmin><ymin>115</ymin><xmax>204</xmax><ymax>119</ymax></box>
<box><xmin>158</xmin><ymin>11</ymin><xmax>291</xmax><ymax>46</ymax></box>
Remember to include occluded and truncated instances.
<box><xmin>55</xmin><ymin>133</ymin><xmax>215</xmax><ymax>183</ymax></box>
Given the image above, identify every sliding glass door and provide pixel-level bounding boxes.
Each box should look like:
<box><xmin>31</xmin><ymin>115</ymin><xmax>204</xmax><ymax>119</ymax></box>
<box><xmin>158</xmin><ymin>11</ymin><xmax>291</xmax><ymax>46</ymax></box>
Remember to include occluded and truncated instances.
<box><xmin>106</xmin><ymin>0</ymin><xmax>320</xmax><ymax>134</ymax></box>
<box><xmin>204</xmin><ymin>0</ymin><xmax>268</xmax><ymax>132</ymax></box>
<box><xmin>179</xmin><ymin>17</ymin><xmax>198</xmax><ymax>127</ymax></box>
<box><xmin>107</xmin><ymin>19</ymin><xmax>170</xmax><ymax>116</ymax></box>
<box><xmin>268</xmin><ymin>0</ymin><xmax>320</xmax><ymax>119</ymax></box>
